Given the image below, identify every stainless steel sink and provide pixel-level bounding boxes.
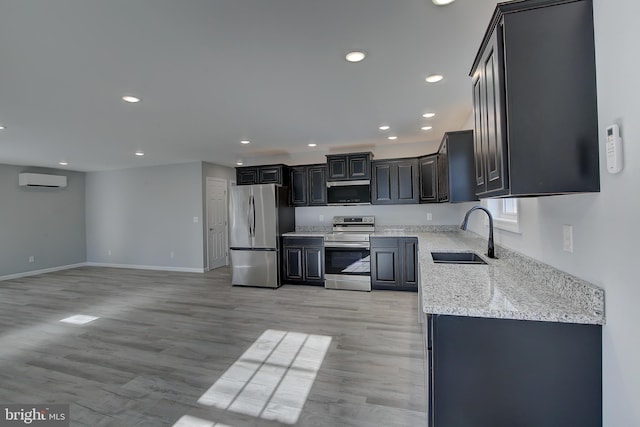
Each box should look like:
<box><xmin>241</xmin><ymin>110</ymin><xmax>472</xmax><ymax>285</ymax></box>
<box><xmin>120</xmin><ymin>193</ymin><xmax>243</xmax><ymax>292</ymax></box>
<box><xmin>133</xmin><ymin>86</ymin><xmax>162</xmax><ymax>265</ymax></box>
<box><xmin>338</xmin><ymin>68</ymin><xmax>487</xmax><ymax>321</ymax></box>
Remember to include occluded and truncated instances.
<box><xmin>431</xmin><ymin>251</ymin><xmax>488</xmax><ymax>265</ymax></box>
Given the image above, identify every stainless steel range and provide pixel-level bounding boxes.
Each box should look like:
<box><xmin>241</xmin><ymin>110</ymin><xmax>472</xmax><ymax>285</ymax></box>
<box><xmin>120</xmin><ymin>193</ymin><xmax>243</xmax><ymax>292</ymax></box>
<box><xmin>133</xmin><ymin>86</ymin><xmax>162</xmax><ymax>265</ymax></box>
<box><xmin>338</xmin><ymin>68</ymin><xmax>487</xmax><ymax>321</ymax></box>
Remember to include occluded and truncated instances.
<box><xmin>324</xmin><ymin>216</ymin><xmax>375</xmax><ymax>291</ymax></box>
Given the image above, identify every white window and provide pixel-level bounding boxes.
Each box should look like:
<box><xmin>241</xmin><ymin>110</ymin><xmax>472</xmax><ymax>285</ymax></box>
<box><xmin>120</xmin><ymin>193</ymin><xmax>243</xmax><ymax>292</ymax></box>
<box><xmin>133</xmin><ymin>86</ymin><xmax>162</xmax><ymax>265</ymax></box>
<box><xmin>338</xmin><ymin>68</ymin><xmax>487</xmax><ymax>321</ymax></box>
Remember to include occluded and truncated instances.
<box><xmin>485</xmin><ymin>198</ymin><xmax>521</xmax><ymax>233</ymax></box>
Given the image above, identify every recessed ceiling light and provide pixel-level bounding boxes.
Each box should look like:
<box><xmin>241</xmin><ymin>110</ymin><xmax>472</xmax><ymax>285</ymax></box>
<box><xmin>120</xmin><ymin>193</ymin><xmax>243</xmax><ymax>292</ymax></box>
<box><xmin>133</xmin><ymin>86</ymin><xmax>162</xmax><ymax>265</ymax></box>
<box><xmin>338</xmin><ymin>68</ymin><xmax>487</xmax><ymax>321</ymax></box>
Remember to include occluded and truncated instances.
<box><xmin>425</xmin><ymin>74</ymin><xmax>444</xmax><ymax>83</ymax></box>
<box><xmin>388</xmin><ymin>136</ymin><xmax>398</xmax><ymax>140</ymax></box>
<box><xmin>378</xmin><ymin>125</ymin><xmax>390</xmax><ymax>131</ymax></box>
<box><xmin>59</xmin><ymin>161</ymin><xmax>68</xmax><ymax>166</ymax></box>
<box><xmin>422</xmin><ymin>112</ymin><xmax>436</xmax><ymax>118</ymax></box>
<box><xmin>135</xmin><ymin>151</ymin><xmax>144</xmax><ymax>156</ymax></box>
<box><xmin>308</xmin><ymin>143</ymin><xmax>317</xmax><ymax>147</ymax></box>
<box><xmin>0</xmin><ymin>125</ymin><xmax>5</xmax><ymax>130</ymax></box>
<box><xmin>236</xmin><ymin>161</ymin><xmax>244</xmax><ymax>166</ymax></box>
<box><xmin>240</xmin><ymin>140</ymin><xmax>251</xmax><ymax>144</ymax></box>
<box><xmin>122</xmin><ymin>95</ymin><xmax>141</xmax><ymax>103</ymax></box>
<box><xmin>432</xmin><ymin>0</ymin><xmax>456</xmax><ymax>5</ymax></box>
<box><xmin>421</xmin><ymin>126</ymin><xmax>433</xmax><ymax>131</ymax></box>
<box><xmin>345</xmin><ymin>51</ymin><xmax>366</xmax><ymax>63</ymax></box>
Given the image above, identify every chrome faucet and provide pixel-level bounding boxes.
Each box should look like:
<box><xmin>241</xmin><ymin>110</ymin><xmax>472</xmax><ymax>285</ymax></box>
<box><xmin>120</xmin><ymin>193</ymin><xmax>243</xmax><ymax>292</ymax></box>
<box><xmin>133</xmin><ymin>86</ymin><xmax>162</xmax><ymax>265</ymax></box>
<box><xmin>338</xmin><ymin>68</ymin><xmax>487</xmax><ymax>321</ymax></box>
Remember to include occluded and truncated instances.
<box><xmin>460</xmin><ymin>206</ymin><xmax>496</xmax><ymax>259</ymax></box>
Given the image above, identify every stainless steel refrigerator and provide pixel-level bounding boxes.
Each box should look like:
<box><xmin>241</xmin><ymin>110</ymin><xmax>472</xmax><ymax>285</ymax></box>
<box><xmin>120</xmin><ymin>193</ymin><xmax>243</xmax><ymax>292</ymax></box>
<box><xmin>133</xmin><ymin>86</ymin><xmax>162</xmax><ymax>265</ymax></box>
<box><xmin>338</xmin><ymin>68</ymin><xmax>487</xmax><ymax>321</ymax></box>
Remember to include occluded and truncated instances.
<box><xmin>229</xmin><ymin>184</ymin><xmax>295</xmax><ymax>288</ymax></box>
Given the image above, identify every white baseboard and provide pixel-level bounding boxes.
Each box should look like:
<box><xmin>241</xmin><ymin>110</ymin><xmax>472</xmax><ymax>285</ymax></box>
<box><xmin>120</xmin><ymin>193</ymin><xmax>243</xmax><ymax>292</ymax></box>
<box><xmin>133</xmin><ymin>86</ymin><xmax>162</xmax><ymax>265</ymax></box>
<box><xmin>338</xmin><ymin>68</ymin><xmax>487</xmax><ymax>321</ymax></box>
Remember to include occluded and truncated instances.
<box><xmin>0</xmin><ymin>262</ymin><xmax>206</xmax><ymax>282</ymax></box>
<box><xmin>0</xmin><ymin>263</ymin><xmax>87</xmax><ymax>281</ymax></box>
<box><xmin>85</xmin><ymin>262</ymin><xmax>205</xmax><ymax>273</ymax></box>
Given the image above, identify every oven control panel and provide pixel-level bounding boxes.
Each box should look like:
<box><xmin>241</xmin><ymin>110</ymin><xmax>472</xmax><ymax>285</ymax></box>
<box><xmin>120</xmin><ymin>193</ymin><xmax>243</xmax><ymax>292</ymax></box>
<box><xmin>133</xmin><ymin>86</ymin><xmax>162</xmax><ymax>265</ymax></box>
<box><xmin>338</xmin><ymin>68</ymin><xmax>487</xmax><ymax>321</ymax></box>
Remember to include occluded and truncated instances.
<box><xmin>332</xmin><ymin>216</ymin><xmax>375</xmax><ymax>225</ymax></box>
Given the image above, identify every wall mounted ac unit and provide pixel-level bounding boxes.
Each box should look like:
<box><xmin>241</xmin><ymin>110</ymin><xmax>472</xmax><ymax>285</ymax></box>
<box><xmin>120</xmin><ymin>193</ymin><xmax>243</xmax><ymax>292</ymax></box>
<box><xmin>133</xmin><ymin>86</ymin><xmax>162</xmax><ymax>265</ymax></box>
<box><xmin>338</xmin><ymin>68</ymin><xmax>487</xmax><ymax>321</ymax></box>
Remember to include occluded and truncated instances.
<box><xmin>18</xmin><ymin>173</ymin><xmax>68</xmax><ymax>188</ymax></box>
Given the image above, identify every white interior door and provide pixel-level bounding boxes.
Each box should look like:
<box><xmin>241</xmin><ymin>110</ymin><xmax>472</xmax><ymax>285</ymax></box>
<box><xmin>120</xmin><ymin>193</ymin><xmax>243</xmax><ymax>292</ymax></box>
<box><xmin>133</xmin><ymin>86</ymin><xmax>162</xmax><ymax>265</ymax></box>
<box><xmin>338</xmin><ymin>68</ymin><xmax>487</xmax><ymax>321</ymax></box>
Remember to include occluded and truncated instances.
<box><xmin>207</xmin><ymin>177</ymin><xmax>228</xmax><ymax>270</ymax></box>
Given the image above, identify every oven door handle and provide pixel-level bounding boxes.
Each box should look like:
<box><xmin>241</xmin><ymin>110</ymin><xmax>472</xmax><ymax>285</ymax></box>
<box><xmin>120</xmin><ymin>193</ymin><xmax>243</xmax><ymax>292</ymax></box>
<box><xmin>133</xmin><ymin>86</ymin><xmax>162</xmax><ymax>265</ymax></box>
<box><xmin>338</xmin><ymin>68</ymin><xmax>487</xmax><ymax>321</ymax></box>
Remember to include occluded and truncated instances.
<box><xmin>324</xmin><ymin>241</ymin><xmax>371</xmax><ymax>249</ymax></box>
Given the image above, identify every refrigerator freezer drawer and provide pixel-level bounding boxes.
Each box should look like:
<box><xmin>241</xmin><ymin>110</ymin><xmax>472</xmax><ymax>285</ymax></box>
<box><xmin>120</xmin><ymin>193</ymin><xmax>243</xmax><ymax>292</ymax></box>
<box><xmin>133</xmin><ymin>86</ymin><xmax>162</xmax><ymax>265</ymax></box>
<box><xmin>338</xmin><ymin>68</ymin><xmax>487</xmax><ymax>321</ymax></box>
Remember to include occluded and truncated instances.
<box><xmin>230</xmin><ymin>249</ymin><xmax>279</xmax><ymax>288</ymax></box>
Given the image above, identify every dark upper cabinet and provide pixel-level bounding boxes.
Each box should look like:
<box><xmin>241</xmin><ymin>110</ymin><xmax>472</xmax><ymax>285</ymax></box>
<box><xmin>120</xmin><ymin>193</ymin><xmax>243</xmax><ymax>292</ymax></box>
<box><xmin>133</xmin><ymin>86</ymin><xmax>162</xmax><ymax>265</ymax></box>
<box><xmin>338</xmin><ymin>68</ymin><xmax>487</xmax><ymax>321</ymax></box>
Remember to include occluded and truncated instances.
<box><xmin>419</xmin><ymin>155</ymin><xmax>438</xmax><ymax>203</ymax></box>
<box><xmin>470</xmin><ymin>0</ymin><xmax>599</xmax><ymax>197</ymax></box>
<box><xmin>438</xmin><ymin>130</ymin><xmax>479</xmax><ymax>203</ymax></box>
<box><xmin>236</xmin><ymin>164</ymin><xmax>288</xmax><ymax>186</ymax></box>
<box><xmin>370</xmin><ymin>237</ymin><xmax>418</xmax><ymax>291</ymax></box>
<box><xmin>236</xmin><ymin>167</ymin><xmax>258</xmax><ymax>185</ymax></box>
<box><xmin>326</xmin><ymin>153</ymin><xmax>371</xmax><ymax>181</ymax></box>
<box><xmin>290</xmin><ymin>166</ymin><xmax>308</xmax><ymax>206</ymax></box>
<box><xmin>283</xmin><ymin>237</ymin><xmax>324</xmax><ymax>285</ymax></box>
<box><xmin>289</xmin><ymin>164</ymin><xmax>327</xmax><ymax>207</ymax></box>
<box><xmin>371</xmin><ymin>158</ymin><xmax>419</xmax><ymax>205</ymax></box>
<box><xmin>307</xmin><ymin>165</ymin><xmax>327</xmax><ymax>205</ymax></box>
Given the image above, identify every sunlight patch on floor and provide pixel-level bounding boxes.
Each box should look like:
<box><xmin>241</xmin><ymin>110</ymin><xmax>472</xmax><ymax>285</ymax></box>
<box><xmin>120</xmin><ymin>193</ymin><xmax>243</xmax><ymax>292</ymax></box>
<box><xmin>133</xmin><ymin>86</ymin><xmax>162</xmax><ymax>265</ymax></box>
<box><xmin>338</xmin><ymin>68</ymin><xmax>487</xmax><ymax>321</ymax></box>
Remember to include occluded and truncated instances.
<box><xmin>59</xmin><ymin>314</ymin><xmax>100</xmax><ymax>325</ymax></box>
<box><xmin>197</xmin><ymin>329</ymin><xmax>332</xmax><ymax>424</ymax></box>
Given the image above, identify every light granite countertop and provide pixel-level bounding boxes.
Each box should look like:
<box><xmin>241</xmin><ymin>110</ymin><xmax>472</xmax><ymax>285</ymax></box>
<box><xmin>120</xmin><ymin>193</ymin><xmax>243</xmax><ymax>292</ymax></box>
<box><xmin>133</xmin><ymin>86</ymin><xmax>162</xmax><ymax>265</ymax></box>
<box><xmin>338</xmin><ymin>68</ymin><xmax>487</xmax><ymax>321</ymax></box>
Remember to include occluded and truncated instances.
<box><xmin>374</xmin><ymin>230</ymin><xmax>605</xmax><ymax>325</ymax></box>
<box><xmin>288</xmin><ymin>226</ymin><xmax>604</xmax><ymax>325</ymax></box>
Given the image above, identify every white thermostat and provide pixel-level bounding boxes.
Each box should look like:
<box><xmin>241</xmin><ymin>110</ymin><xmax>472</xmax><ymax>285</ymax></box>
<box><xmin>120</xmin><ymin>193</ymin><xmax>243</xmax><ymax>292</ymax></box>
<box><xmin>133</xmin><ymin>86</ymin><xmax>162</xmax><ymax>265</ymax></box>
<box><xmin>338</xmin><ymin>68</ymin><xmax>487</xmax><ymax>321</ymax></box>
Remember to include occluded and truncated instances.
<box><xmin>606</xmin><ymin>124</ymin><xmax>623</xmax><ymax>174</ymax></box>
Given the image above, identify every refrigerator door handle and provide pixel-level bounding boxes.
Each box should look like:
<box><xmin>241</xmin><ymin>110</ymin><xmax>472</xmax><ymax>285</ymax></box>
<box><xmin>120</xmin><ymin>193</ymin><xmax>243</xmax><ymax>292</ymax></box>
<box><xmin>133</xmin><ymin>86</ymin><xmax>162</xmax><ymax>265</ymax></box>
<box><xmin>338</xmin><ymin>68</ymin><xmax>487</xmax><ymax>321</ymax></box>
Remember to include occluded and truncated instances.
<box><xmin>247</xmin><ymin>195</ymin><xmax>253</xmax><ymax>237</ymax></box>
<box><xmin>252</xmin><ymin>195</ymin><xmax>256</xmax><ymax>238</ymax></box>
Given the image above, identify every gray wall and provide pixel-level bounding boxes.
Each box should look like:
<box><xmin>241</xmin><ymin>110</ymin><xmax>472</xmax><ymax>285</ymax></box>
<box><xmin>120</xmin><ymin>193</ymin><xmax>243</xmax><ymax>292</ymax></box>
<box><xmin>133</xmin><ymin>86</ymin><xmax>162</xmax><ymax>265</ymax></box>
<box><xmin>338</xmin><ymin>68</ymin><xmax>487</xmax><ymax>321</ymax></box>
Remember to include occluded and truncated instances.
<box><xmin>466</xmin><ymin>1</ymin><xmax>640</xmax><ymax>424</ymax></box>
<box><xmin>85</xmin><ymin>162</ymin><xmax>205</xmax><ymax>271</ymax></box>
<box><xmin>0</xmin><ymin>164</ymin><xmax>86</xmax><ymax>277</ymax></box>
<box><xmin>295</xmin><ymin>202</ymin><xmax>476</xmax><ymax>227</ymax></box>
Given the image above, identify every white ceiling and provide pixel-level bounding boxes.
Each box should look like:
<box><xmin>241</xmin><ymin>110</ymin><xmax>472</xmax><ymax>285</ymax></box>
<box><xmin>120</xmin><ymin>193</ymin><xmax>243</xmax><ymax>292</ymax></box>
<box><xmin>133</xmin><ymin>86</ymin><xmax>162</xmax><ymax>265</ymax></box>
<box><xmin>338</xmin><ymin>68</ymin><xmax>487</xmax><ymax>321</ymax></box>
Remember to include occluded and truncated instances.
<box><xmin>0</xmin><ymin>0</ymin><xmax>500</xmax><ymax>172</ymax></box>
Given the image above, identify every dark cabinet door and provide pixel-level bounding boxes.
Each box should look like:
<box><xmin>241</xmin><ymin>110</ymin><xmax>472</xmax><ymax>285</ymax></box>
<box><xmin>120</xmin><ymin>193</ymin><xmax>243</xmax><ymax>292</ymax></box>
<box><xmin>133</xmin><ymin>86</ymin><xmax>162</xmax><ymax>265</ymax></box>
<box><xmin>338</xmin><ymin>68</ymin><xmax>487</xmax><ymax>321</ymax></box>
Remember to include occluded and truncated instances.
<box><xmin>419</xmin><ymin>155</ymin><xmax>438</xmax><ymax>202</ymax></box>
<box><xmin>473</xmin><ymin>23</ymin><xmax>508</xmax><ymax>196</ymax></box>
<box><xmin>304</xmin><ymin>247</ymin><xmax>324</xmax><ymax>281</ymax></box>
<box><xmin>327</xmin><ymin>157</ymin><xmax>347</xmax><ymax>180</ymax></box>
<box><xmin>307</xmin><ymin>165</ymin><xmax>327</xmax><ymax>206</ymax></box>
<box><xmin>258</xmin><ymin>166</ymin><xmax>283</xmax><ymax>185</ymax></box>
<box><xmin>284</xmin><ymin>247</ymin><xmax>303</xmax><ymax>281</ymax></box>
<box><xmin>348</xmin><ymin>154</ymin><xmax>370</xmax><ymax>180</ymax></box>
<box><xmin>437</xmin><ymin>144</ymin><xmax>449</xmax><ymax>202</ymax></box>
<box><xmin>397</xmin><ymin>159</ymin><xmax>419</xmax><ymax>203</ymax></box>
<box><xmin>236</xmin><ymin>168</ymin><xmax>258</xmax><ymax>185</ymax></box>
<box><xmin>480</xmin><ymin>27</ymin><xmax>508</xmax><ymax>195</ymax></box>
<box><xmin>290</xmin><ymin>167</ymin><xmax>308</xmax><ymax>206</ymax></box>
<box><xmin>400</xmin><ymin>238</ymin><xmax>418</xmax><ymax>287</ymax></box>
<box><xmin>371</xmin><ymin>240</ymin><xmax>399</xmax><ymax>287</ymax></box>
<box><xmin>371</xmin><ymin>162</ymin><xmax>393</xmax><ymax>204</ymax></box>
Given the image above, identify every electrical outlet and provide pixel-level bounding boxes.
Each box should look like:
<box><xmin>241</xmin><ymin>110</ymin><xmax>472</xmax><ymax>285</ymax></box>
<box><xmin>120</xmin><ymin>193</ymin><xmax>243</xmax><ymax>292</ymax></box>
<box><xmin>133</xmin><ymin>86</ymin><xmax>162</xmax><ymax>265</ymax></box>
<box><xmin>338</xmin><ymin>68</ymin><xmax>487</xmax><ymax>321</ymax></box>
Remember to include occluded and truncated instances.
<box><xmin>170</xmin><ymin>251</ymin><xmax>174</xmax><ymax>259</ymax></box>
<box><xmin>193</xmin><ymin>216</ymin><xmax>199</xmax><ymax>223</ymax></box>
<box><xmin>319</xmin><ymin>214</ymin><xmax>324</xmax><ymax>222</ymax></box>
<box><xmin>563</xmin><ymin>225</ymin><xmax>573</xmax><ymax>253</ymax></box>
<box><xmin>108</xmin><ymin>249</ymin><xmax>112</xmax><ymax>256</ymax></box>
<box><xmin>427</xmin><ymin>213</ymin><xmax>433</xmax><ymax>221</ymax></box>
<box><xmin>28</xmin><ymin>256</ymin><xmax>35</xmax><ymax>263</ymax></box>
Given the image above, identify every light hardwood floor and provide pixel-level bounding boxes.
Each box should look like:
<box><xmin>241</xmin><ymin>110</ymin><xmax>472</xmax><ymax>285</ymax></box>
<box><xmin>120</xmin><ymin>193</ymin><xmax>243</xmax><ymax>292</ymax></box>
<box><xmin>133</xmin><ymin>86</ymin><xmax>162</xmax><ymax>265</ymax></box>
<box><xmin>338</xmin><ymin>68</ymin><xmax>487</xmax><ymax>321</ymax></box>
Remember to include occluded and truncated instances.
<box><xmin>0</xmin><ymin>267</ymin><xmax>426</xmax><ymax>426</ymax></box>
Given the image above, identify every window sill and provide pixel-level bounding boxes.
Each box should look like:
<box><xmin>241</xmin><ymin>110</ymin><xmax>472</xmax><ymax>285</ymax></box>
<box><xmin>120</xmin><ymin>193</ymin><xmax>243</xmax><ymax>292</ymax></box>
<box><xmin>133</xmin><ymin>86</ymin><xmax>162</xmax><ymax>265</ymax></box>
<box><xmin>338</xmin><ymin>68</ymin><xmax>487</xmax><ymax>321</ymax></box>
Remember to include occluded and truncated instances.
<box><xmin>493</xmin><ymin>217</ymin><xmax>521</xmax><ymax>234</ymax></box>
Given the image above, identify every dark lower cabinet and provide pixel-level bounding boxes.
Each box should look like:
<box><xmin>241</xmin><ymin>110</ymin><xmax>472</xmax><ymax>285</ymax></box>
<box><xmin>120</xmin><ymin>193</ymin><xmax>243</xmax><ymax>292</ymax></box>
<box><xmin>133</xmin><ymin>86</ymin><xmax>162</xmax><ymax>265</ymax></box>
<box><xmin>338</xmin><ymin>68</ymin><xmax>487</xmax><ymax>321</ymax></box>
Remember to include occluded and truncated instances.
<box><xmin>283</xmin><ymin>237</ymin><xmax>324</xmax><ymax>285</ymax></box>
<box><xmin>370</xmin><ymin>237</ymin><xmax>418</xmax><ymax>291</ymax></box>
<box><xmin>371</xmin><ymin>158</ymin><xmax>419</xmax><ymax>205</ymax></box>
<box><xmin>426</xmin><ymin>314</ymin><xmax>602</xmax><ymax>427</ymax></box>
